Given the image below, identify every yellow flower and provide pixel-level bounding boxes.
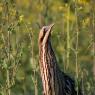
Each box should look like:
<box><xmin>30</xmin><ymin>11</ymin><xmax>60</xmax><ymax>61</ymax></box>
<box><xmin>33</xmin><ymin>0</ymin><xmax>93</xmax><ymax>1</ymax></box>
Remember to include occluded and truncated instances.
<box><xmin>19</xmin><ymin>15</ymin><xmax>24</xmax><ymax>22</ymax></box>
<box><xmin>78</xmin><ymin>0</ymin><xmax>89</xmax><ymax>5</ymax></box>
<box><xmin>0</xmin><ymin>3</ymin><xmax>3</xmax><ymax>12</ymax></box>
<box><xmin>10</xmin><ymin>9</ymin><xmax>16</xmax><ymax>16</ymax></box>
<box><xmin>0</xmin><ymin>44</ymin><xmax>3</xmax><ymax>49</ymax></box>
<box><xmin>59</xmin><ymin>6</ymin><xmax>64</xmax><ymax>11</ymax></box>
<box><xmin>82</xmin><ymin>17</ymin><xmax>90</xmax><ymax>27</ymax></box>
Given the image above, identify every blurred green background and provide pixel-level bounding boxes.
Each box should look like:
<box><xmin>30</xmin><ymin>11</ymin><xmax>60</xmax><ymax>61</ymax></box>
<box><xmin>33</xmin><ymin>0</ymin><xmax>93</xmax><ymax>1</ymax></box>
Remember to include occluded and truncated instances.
<box><xmin>0</xmin><ymin>0</ymin><xmax>95</xmax><ymax>95</ymax></box>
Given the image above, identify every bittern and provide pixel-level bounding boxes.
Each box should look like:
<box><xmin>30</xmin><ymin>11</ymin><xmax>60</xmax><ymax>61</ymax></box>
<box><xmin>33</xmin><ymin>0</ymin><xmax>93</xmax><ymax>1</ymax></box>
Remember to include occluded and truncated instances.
<box><xmin>38</xmin><ymin>24</ymin><xmax>81</xmax><ymax>95</ymax></box>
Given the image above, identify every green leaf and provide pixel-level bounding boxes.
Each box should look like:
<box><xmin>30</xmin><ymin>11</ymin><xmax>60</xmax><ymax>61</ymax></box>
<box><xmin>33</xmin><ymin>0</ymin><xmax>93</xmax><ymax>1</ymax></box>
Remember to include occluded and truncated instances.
<box><xmin>2</xmin><ymin>61</ymin><xmax>7</xmax><ymax>69</ymax></box>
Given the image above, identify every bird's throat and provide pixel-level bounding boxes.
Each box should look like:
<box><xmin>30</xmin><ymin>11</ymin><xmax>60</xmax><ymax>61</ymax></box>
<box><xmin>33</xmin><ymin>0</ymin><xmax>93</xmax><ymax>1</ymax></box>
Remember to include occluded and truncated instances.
<box><xmin>39</xmin><ymin>41</ymin><xmax>56</xmax><ymax>95</ymax></box>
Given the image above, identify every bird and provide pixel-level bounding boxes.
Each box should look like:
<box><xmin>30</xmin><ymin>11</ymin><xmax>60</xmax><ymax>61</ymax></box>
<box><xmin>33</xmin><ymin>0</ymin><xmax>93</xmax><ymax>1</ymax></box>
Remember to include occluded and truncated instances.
<box><xmin>38</xmin><ymin>24</ymin><xmax>81</xmax><ymax>95</ymax></box>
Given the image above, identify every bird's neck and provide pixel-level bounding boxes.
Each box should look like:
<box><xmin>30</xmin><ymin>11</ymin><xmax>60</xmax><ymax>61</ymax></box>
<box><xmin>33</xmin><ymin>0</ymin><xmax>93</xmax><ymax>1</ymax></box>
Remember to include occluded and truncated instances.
<box><xmin>39</xmin><ymin>40</ymin><xmax>57</xmax><ymax>95</ymax></box>
<box><xmin>39</xmin><ymin>40</ymin><xmax>56</xmax><ymax>66</ymax></box>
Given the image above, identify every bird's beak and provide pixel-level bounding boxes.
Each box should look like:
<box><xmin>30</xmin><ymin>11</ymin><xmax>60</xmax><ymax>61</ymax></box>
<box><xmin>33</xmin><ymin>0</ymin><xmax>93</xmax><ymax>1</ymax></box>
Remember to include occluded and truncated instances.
<box><xmin>47</xmin><ymin>23</ymin><xmax>54</xmax><ymax>34</ymax></box>
<box><xmin>42</xmin><ymin>23</ymin><xmax>54</xmax><ymax>45</ymax></box>
<box><xmin>49</xmin><ymin>23</ymin><xmax>54</xmax><ymax>31</ymax></box>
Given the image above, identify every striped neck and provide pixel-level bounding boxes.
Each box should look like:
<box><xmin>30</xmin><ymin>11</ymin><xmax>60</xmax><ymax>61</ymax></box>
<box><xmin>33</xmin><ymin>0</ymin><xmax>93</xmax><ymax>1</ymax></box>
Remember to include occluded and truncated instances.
<box><xmin>39</xmin><ymin>41</ymin><xmax>56</xmax><ymax>95</ymax></box>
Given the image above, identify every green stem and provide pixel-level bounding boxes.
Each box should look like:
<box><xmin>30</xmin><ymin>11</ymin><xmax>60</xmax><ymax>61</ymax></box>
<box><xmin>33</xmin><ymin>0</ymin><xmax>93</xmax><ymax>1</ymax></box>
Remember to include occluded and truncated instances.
<box><xmin>6</xmin><ymin>1</ymin><xmax>11</xmax><ymax>94</ymax></box>
<box><xmin>66</xmin><ymin>5</ymin><xmax>70</xmax><ymax>70</ymax></box>
<box><xmin>75</xmin><ymin>0</ymin><xmax>79</xmax><ymax>95</ymax></box>
<box><xmin>6</xmin><ymin>70</ymin><xmax>10</xmax><ymax>95</ymax></box>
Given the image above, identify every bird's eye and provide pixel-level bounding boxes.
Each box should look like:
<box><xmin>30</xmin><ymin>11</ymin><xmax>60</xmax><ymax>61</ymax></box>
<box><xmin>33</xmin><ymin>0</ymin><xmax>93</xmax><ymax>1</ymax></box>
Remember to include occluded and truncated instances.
<box><xmin>42</xmin><ymin>27</ymin><xmax>47</xmax><ymax>32</ymax></box>
<box><xmin>42</xmin><ymin>27</ymin><xmax>45</xmax><ymax>31</ymax></box>
<box><xmin>43</xmin><ymin>30</ymin><xmax>46</xmax><ymax>36</ymax></box>
<box><xmin>43</xmin><ymin>28</ymin><xmax>46</xmax><ymax>32</ymax></box>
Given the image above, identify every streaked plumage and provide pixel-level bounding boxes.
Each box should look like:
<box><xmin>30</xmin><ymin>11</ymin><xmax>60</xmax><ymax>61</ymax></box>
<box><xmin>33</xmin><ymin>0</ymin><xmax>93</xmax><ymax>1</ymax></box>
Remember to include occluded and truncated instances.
<box><xmin>38</xmin><ymin>24</ymin><xmax>81</xmax><ymax>95</ymax></box>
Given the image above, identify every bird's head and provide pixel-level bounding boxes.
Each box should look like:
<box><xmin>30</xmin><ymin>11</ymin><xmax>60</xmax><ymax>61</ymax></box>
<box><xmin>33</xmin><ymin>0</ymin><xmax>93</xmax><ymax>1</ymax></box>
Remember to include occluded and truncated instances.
<box><xmin>38</xmin><ymin>24</ymin><xmax>54</xmax><ymax>46</ymax></box>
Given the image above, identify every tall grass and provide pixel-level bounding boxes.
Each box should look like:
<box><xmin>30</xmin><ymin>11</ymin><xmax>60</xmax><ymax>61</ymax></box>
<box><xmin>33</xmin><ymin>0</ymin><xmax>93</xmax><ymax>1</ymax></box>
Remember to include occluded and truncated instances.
<box><xmin>0</xmin><ymin>0</ymin><xmax>95</xmax><ymax>95</ymax></box>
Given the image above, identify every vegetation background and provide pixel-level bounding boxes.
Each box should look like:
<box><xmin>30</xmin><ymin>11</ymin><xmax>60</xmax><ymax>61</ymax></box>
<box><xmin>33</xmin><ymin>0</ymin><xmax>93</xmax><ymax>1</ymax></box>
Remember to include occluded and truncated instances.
<box><xmin>0</xmin><ymin>0</ymin><xmax>95</xmax><ymax>95</ymax></box>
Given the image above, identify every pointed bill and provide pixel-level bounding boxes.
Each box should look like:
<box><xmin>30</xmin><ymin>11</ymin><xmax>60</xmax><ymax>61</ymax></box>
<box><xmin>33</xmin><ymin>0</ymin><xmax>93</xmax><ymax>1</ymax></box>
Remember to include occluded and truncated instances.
<box><xmin>42</xmin><ymin>23</ymin><xmax>54</xmax><ymax>45</ymax></box>
<box><xmin>49</xmin><ymin>23</ymin><xmax>54</xmax><ymax>30</ymax></box>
